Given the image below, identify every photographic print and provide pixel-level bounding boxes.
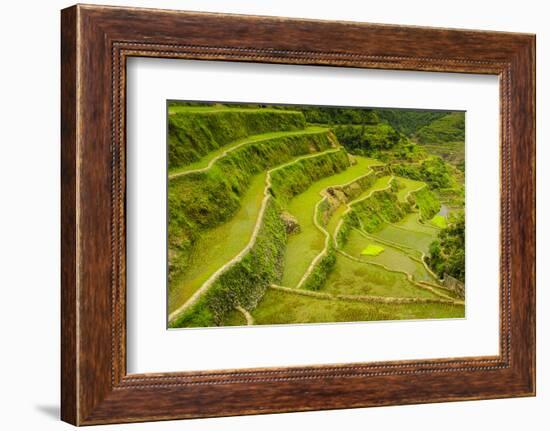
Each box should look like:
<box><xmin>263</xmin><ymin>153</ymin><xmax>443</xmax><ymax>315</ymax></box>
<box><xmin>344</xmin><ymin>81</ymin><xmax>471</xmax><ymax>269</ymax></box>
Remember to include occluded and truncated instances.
<box><xmin>167</xmin><ymin>101</ymin><xmax>466</xmax><ymax>328</ymax></box>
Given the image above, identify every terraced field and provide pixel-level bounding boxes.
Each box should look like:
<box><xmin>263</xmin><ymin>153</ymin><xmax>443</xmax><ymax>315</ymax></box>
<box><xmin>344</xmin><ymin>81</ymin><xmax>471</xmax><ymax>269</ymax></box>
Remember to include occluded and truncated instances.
<box><xmin>167</xmin><ymin>103</ymin><xmax>465</xmax><ymax>328</ymax></box>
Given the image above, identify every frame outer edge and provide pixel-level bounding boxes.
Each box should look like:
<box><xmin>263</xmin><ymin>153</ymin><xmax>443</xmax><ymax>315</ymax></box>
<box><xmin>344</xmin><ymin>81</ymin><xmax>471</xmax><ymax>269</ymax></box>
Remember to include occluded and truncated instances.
<box><xmin>60</xmin><ymin>4</ymin><xmax>536</xmax><ymax>425</ymax></box>
<box><xmin>61</xmin><ymin>4</ymin><xmax>79</xmax><ymax>426</ymax></box>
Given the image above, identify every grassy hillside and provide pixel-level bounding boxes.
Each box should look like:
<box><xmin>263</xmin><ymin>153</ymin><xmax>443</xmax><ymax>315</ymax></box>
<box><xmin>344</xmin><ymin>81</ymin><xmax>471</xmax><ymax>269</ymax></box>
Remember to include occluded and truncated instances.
<box><xmin>415</xmin><ymin>112</ymin><xmax>465</xmax><ymax>144</ymax></box>
<box><xmin>376</xmin><ymin>109</ymin><xmax>451</xmax><ymax>136</ymax></box>
<box><xmin>168</xmin><ymin>108</ymin><xmax>306</xmax><ymax>169</ymax></box>
<box><xmin>413</xmin><ymin>112</ymin><xmax>466</xmax><ymax>167</ymax></box>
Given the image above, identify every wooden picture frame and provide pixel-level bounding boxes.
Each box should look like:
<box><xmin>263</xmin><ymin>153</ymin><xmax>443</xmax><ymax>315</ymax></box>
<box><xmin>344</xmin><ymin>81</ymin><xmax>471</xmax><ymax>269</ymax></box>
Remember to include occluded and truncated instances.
<box><xmin>61</xmin><ymin>4</ymin><xmax>536</xmax><ymax>425</ymax></box>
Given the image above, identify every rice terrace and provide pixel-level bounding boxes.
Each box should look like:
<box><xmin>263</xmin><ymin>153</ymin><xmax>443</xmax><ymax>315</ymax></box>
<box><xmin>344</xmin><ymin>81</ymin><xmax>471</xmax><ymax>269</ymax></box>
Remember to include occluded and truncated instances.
<box><xmin>167</xmin><ymin>101</ymin><xmax>466</xmax><ymax>328</ymax></box>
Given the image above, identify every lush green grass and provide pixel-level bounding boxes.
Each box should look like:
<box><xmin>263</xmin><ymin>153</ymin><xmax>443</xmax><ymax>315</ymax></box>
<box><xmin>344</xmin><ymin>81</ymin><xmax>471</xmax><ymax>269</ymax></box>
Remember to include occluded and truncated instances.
<box><xmin>168</xmin><ymin>173</ymin><xmax>267</xmax><ymax>313</ymax></box>
<box><xmin>168</xmin><ymin>126</ymin><xmax>328</xmax><ymax>176</ymax></box>
<box><xmin>350</xmin><ymin>175</ymin><xmax>394</xmax><ymax>204</ymax></box>
<box><xmin>430</xmin><ymin>214</ymin><xmax>447</xmax><ymax>228</ymax></box>
<box><xmin>391</xmin><ymin>157</ymin><xmax>455</xmax><ymax>190</ymax></box>
<box><xmin>421</xmin><ymin>141</ymin><xmax>465</xmax><ymax>167</ymax></box>
<box><xmin>280</xmin><ymin>156</ymin><xmax>380</xmax><ymax>287</ymax></box>
<box><xmin>223</xmin><ymin>309</ymin><xmax>248</xmax><ymax>326</ymax></box>
<box><xmin>334</xmin><ymin>175</ymin><xmax>396</xmax><ymax>246</ymax></box>
<box><xmin>360</xmin><ymin>244</ymin><xmax>385</xmax><ymax>256</ymax></box>
<box><xmin>351</xmin><ymin>187</ymin><xmax>409</xmax><ymax>234</ymax></box>
<box><xmin>376</xmin><ymin>109</ymin><xmax>451</xmax><ymax>136</ymax></box>
<box><xmin>168</xmin><ymin>105</ymin><xmax>299</xmax><ymax>114</ymax></box>
<box><xmin>249</xmin><ymin>289</ymin><xmax>464</xmax><ymax>325</ymax></box>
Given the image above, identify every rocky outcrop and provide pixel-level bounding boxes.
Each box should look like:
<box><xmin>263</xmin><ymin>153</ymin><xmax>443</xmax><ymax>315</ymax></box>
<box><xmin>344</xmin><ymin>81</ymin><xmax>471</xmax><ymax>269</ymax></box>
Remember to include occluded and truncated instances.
<box><xmin>280</xmin><ymin>211</ymin><xmax>301</xmax><ymax>235</ymax></box>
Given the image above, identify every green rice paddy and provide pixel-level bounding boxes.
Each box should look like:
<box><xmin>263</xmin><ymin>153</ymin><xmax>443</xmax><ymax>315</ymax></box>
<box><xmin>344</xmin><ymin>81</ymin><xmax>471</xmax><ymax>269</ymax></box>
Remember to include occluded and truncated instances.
<box><xmin>168</xmin><ymin>126</ymin><xmax>328</xmax><ymax>177</ymax></box>
<box><xmin>246</xmin><ymin>289</ymin><xmax>464</xmax><ymax>325</ymax></box>
<box><xmin>168</xmin><ymin>173</ymin><xmax>267</xmax><ymax>312</ymax></box>
<box><xmin>167</xmin><ymin>103</ymin><xmax>465</xmax><ymax>327</ymax></box>
<box><xmin>280</xmin><ymin>156</ymin><xmax>380</xmax><ymax>288</ymax></box>
<box><xmin>360</xmin><ymin>244</ymin><xmax>385</xmax><ymax>256</ymax></box>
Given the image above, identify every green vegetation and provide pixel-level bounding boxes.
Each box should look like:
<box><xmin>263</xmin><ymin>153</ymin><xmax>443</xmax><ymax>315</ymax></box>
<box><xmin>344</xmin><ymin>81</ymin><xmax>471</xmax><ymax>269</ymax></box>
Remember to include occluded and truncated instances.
<box><xmin>168</xmin><ymin>107</ymin><xmax>306</xmax><ymax>169</ymax></box>
<box><xmin>427</xmin><ymin>212</ymin><xmax>465</xmax><ymax>282</ymax></box>
<box><xmin>170</xmin><ymin>198</ymin><xmax>286</xmax><ymax>328</ymax></box>
<box><xmin>391</xmin><ymin>156</ymin><xmax>454</xmax><ymax>190</ymax></box>
<box><xmin>247</xmin><ymin>288</ymin><xmax>464</xmax><ymax>325</ymax></box>
<box><xmin>334</xmin><ymin>123</ymin><xmax>403</xmax><ymax>152</ymax></box>
<box><xmin>376</xmin><ymin>109</ymin><xmax>451</xmax><ymax>136</ymax></box>
<box><xmin>430</xmin><ymin>214</ymin><xmax>447</xmax><ymax>229</ymax></box>
<box><xmin>167</xmin><ymin>102</ymin><xmax>465</xmax><ymax>328</ymax></box>
<box><xmin>286</xmin><ymin>106</ymin><xmax>379</xmax><ymax>125</ymax></box>
<box><xmin>361</xmin><ymin>244</ymin><xmax>385</xmax><ymax>256</ymax></box>
<box><xmin>169</xmin><ymin>126</ymin><xmax>329</xmax><ymax>176</ymax></box>
<box><xmin>168</xmin><ymin>173</ymin><xmax>266</xmax><ymax>312</ymax></box>
<box><xmin>415</xmin><ymin>112</ymin><xmax>465</xmax><ymax>145</ymax></box>
<box><xmin>414</xmin><ymin>112</ymin><xmax>466</xmax><ymax>168</ymax></box>
<box><xmin>412</xmin><ymin>187</ymin><xmax>441</xmax><ymax>221</ymax></box>
<box><xmin>168</xmin><ymin>130</ymin><xmax>333</xmax><ymax>287</ymax></box>
<box><xmin>348</xmin><ymin>188</ymin><xmax>410</xmax><ymax>234</ymax></box>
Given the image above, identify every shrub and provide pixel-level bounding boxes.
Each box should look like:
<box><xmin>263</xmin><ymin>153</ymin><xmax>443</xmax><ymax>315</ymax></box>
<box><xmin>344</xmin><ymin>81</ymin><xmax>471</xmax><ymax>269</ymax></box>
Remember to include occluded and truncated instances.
<box><xmin>427</xmin><ymin>212</ymin><xmax>465</xmax><ymax>282</ymax></box>
<box><xmin>412</xmin><ymin>187</ymin><xmax>440</xmax><ymax>221</ymax></box>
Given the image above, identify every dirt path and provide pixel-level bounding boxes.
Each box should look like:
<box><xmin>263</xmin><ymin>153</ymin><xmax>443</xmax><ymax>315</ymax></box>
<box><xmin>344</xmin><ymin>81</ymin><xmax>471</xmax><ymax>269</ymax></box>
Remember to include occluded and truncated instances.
<box><xmin>235</xmin><ymin>305</ymin><xmax>254</xmax><ymax>325</ymax></box>
<box><xmin>270</xmin><ymin>283</ymin><xmax>461</xmax><ymax>305</ymax></box>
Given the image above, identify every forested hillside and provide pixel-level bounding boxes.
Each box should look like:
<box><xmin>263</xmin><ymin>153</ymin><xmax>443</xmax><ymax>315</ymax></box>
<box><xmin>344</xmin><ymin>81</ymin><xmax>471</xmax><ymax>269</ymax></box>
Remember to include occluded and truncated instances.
<box><xmin>376</xmin><ymin>109</ymin><xmax>451</xmax><ymax>136</ymax></box>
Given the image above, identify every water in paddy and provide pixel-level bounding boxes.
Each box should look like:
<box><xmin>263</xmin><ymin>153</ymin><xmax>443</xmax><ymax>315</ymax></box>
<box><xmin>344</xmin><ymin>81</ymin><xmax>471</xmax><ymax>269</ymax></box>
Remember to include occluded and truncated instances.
<box><xmin>371</xmin><ymin>223</ymin><xmax>436</xmax><ymax>254</ymax></box>
<box><xmin>438</xmin><ymin>204</ymin><xmax>450</xmax><ymax>216</ymax></box>
<box><xmin>168</xmin><ymin>173</ymin><xmax>266</xmax><ymax>313</ymax></box>
<box><xmin>281</xmin><ymin>156</ymin><xmax>379</xmax><ymax>288</ymax></box>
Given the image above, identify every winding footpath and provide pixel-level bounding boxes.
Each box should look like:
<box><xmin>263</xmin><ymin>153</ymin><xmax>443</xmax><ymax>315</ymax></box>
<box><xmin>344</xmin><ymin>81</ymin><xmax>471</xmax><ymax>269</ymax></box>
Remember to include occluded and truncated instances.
<box><xmin>270</xmin><ymin>283</ymin><xmax>461</xmax><ymax>305</ymax></box>
<box><xmin>294</xmin><ymin>170</ymin><xmax>376</xmax><ymax>289</ymax></box>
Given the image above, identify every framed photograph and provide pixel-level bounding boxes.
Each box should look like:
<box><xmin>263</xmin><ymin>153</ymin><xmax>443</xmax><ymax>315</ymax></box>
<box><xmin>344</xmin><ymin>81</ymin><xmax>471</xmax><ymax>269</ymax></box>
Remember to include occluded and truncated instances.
<box><xmin>61</xmin><ymin>4</ymin><xmax>536</xmax><ymax>425</ymax></box>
